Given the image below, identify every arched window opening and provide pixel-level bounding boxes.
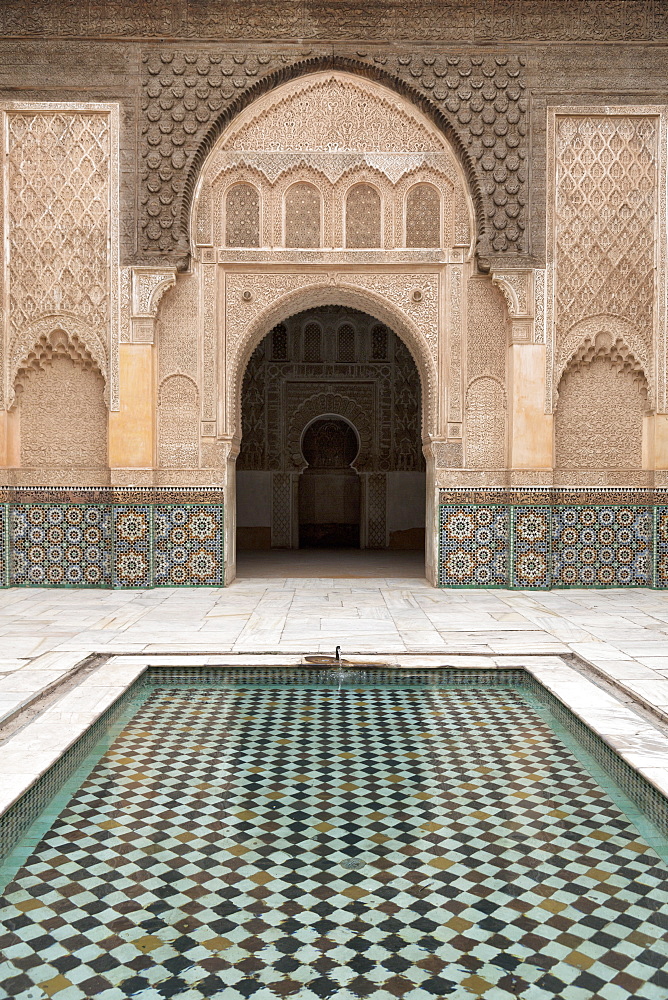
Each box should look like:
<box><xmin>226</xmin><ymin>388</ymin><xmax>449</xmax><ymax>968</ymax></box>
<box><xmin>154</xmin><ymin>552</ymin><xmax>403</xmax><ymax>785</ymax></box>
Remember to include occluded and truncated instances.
<box><xmin>285</xmin><ymin>183</ymin><xmax>321</xmax><ymax>248</ymax></box>
<box><xmin>345</xmin><ymin>183</ymin><xmax>381</xmax><ymax>248</ymax></box>
<box><xmin>406</xmin><ymin>183</ymin><xmax>441</xmax><ymax>248</ymax></box>
<box><xmin>337</xmin><ymin>324</ymin><xmax>356</xmax><ymax>362</ymax></box>
<box><xmin>225</xmin><ymin>183</ymin><xmax>260</xmax><ymax>247</ymax></box>
<box><xmin>303</xmin><ymin>322</ymin><xmax>322</xmax><ymax>362</ymax></box>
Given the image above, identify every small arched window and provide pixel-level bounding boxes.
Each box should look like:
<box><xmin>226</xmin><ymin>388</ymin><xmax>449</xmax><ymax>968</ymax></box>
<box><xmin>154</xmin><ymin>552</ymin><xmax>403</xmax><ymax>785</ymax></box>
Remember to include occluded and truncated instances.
<box><xmin>405</xmin><ymin>183</ymin><xmax>441</xmax><ymax>248</ymax></box>
<box><xmin>225</xmin><ymin>183</ymin><xmax>260</xmax><ymax>247</ymax></box>
<box><xmin>303</xmin><ymin>322</ymin><xmax>322</xmax><ymax>362</ymax></box>
<box><xmin>337</xmin><ymin>324</ymin><xmax>356</xmax><ymax>362</ymax></box>
<box><xmin>285</xmin><ymin>183</ymin><xmax>321</xmax><ymax>248</ymax></box>
<box><xmin>345</xmin><ymin>183</ymin><xmax>381</xmax><ymax>248</ymax></box>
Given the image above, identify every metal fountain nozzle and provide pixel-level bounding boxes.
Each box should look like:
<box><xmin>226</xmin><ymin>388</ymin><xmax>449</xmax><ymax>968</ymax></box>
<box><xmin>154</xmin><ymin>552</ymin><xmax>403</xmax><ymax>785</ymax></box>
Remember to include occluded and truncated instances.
<box><xmin>335</xmin><ymin>645</ymin><xmax>341</xmax><ymax>661</ymax></box>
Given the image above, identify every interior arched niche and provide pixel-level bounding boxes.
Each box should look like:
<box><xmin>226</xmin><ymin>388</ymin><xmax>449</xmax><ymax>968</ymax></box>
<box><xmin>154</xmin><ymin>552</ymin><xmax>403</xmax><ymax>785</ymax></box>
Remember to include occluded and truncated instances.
<box><xmin>11</xmin><ymin>331</ymin><xmax>108</xmax><ymax>480</ymax></box>
<box><xmin>191</xmin><ymin>70</ymin><xmax>475</xmax><ymax>253</ymax></box>
<box><xmin>555</xmin><ymin>346</ymin><xmax>648</xmax><ymax>471</ymax></box>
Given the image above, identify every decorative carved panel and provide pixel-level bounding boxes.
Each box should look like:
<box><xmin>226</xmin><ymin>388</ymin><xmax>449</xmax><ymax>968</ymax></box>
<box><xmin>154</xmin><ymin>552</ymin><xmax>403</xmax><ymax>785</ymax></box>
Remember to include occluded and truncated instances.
<box><xmin>555</xmin><ymin>358</ymin><xmax>647</xmax><ymax>472</ymax></box>
<box><xmin>2</xmin><ymin>103</ymin><xmax>120</xmax><ymax>409</ymax></box>
<box><xmin>284</xmin><ymin>183</ymin><xmax>321</xmax><ymax>248</ymax></box>
<box><xmin>546</xmin><ymin>108</ymin><xmax>668</xmax><ymax>411</ymax></box>
<box><xmin>156</xmin><ymin>274</ymin><xmax>199</xmax><ymax>384</ymax></box>
<box><xmin>225</xmin><ymin>183</ymin><xmax>260</xmax><ymax>248</ymax></box>
<box><xmin>16</xmin><ymin>352</ymin><xmax>107</xmax><ymax>470</ymax></box>
<box><xmin>141</xmin><ymin>61</ymin><xmax>526</xmax><ymax>261</ymax></box>
<box><xmin>465</xmin><ymin>376</ymin><xmax>506</xmax><ymax>469</ymax></box>
<box><xmin>157</xmin><ymin>375</ymin><xmax>200</xmax><ymax>468</ymax></box>
<box><xmin>345</xmin><ymin>184</ymin><xmax>382</xmax><ymax>249</ymax></box>
<box><xmin>466</xmin><ymin>277</ymin><xmax>507</xmax><ymax>381</ymax></box>
<box><xmin>406</xmin><ymin>184</ymin><xmax>441</xmax><ymax>248</ymax></box>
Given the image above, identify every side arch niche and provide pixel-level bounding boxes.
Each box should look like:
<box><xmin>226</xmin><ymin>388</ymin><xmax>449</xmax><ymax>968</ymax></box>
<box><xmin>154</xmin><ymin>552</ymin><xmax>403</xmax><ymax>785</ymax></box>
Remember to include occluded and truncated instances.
<box><xmin>555</xmin><ymin>333</ymin><xmax>649</xmax><ymax>474</ymax></box>
<box><xmin>11</xmin><ymin>329</ymin><xmax>108</xmax><ymax>480</ymax></box>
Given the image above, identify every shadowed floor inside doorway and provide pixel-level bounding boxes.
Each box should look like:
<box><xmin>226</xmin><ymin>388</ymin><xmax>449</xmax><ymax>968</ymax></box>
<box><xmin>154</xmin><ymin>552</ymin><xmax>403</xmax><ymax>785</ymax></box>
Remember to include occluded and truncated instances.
<box><xmin>235</xmin><ymin>548</ymin><xmax>425</xmax><ymax>579</ymax></box>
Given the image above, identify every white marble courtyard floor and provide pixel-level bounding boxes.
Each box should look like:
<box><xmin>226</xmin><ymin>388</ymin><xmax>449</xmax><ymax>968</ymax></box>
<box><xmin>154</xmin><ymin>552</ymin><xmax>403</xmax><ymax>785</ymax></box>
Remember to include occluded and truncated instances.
<box><xmin>3</xmin><ymin>551</ymin><xmax>668</xmax><ymax>827</ymax></box>
<box><xmin>2</xmin><ymin>551</ymin><xmax>668</xmax><ymax>726</ymax></box>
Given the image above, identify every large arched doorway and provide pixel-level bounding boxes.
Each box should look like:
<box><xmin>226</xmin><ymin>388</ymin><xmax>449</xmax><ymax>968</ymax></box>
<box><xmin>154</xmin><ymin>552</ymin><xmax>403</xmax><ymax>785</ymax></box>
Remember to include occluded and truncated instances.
<box><xmin>235</xmin><ymin>306</ymin><xmax>426</xmax><ymax>575</ymax></box>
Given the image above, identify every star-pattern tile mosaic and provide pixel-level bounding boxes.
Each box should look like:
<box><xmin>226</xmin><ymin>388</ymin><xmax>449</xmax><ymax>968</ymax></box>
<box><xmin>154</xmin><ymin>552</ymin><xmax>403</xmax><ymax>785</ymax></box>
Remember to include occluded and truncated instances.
<box><xmin>1</xmin><ymin>684</ymin><xmax>668</xmax><ymax>1000</ymax></box>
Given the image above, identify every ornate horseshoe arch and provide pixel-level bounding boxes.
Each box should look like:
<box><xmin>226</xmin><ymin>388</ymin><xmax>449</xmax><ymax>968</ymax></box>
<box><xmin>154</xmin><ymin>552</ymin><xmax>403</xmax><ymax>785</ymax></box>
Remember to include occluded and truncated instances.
<box><xmin>228</xmin><ymin>281</ymin><xmax>438</xmax><ymax>450</ymax></box>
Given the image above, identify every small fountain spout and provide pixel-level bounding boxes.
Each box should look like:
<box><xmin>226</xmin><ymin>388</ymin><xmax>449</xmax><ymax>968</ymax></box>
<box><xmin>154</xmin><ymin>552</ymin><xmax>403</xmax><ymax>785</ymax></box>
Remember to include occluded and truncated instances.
<box><xmin>335</xmin><ymin>645</ymin><xmax>342</xmax><ymax>662</ymax></box>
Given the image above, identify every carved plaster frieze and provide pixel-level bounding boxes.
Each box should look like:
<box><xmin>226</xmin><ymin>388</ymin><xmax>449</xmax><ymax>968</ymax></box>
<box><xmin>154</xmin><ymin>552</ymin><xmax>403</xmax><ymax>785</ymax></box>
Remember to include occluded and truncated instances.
<box><xmin>2</xmin><ymin>2</ymin><xmax>664</xmax><ymax>43</ymax></box>
<box><xmin>545</xmin><ymin>107</ymin><xmax>668</xmax><ymax>414</ymax></box>
<box><xmin>1</xmin><ymin>101</ymin><xmax>120</xmax><ymax>409</ymax></box>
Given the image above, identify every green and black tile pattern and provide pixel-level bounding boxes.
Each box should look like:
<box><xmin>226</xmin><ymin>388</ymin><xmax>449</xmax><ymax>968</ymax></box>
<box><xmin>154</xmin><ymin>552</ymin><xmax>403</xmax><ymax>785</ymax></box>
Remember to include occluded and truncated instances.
<box><xmin>1</xmin><ymin>685</ymin><xmax>668</xmax><ymax>999</ymax></box>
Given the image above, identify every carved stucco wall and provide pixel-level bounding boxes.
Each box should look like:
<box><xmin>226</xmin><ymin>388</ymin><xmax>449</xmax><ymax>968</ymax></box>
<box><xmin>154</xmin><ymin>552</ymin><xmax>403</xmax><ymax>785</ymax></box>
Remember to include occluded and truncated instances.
<box><xmin>1</xmin><ymin>103</ymin><xmax>120</xmax><ymax>411</ymax></box>
<box><xmin>142</xmin><ymin>55</ymin><xmax>527</xmax><ymax>263</ymax></box>
<box><xmin>555</xmin><ymin>358</ymin><xmax>647</xmax><ymax>472</ymax></box>
<box><xmin>546</xmin><ymin>108</ymin><xmax>667</xmax><ymax>415</ymax></box>
<box><xmin>193</xmin><ymin>73</ymin><xmax>471</xmax><ymax>254</ymax></box>
<box><xmin>17</xmin><ymin>356</ymin><xmax>108</xmax><ymax>473</ymax></box>
<box><xmin>465</xmin><ymin>277</ymin><xmax>507</xmax><ymax>469</ymax></box>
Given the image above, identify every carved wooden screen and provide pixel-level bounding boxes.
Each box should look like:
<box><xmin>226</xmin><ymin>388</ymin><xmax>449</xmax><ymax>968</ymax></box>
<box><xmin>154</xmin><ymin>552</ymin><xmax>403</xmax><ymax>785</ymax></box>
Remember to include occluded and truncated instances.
<box><xmin>405</xmin><ymin>183</ymin><xmax>441</xmax><ymax>247</ymax></box>
<box><xmin>372</xmin><ymin>324</ymin><xmax>389</xmax><ymax>360</ymax></box>
<box><xmin>285</xmin><ymin>183</ymin><xmax>321</xmax><ymax>248</ymax></box>
<box><xmin>271</xmin><ymin>324</ymin><xmax>288</xmax><ymax>361</ymax></box>
<box><xmin>345</xmin><ymin>183</ymin><xmax>381</xmax><ymax>248</ymax></box>
<box><xmin>337</xmin><ymin>324</ymin><xmax>356</xmax><ymax>362</ymax></box>
<box><xmin>225</xmin><ymin>183</ymin><xmax>260</xmax><ymax>247</ymax></box>
<box><xmin>303</xmin><ymin>322</ymin><xmax>322</xmax><ymax>362</ymax></box>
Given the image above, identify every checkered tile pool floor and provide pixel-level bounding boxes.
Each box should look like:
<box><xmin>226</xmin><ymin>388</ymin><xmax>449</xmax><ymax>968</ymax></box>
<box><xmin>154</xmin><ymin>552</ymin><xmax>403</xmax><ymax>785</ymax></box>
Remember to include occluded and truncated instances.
<box><xmin>1</xmin><ymin>684</ymin><xmax>668</xmax><ymax>1000</ymax></box>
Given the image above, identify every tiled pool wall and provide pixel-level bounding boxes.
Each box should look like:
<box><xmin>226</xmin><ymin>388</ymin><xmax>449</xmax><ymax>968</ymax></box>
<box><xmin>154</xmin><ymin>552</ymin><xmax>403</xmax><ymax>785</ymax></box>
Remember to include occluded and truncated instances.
<box><xmin>2</xmin><ymin>665</ymin><xmax>668</xmax><ymax>865</ymax></box>
<box><xmin>0</xmin><ymin>487</ymin><xmax>224</xmax><ymax>588</ymax></box>
<box><xmin>439</xmin><ymin>486</ymin><xmax>668</xmax><ymax>589</ymax></box>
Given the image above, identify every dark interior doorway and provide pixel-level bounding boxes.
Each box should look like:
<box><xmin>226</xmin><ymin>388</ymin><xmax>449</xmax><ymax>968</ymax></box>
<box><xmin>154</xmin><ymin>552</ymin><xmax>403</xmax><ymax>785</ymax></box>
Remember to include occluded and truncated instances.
<box><xmin>298</xmin><ymin>418</ymin><xmax>360</xmax><ymax>547</ymax></box>
<box><xmin>236</xmin><ymin>305</ymin><xmax>425</xmax><ymax>555</ymax></box>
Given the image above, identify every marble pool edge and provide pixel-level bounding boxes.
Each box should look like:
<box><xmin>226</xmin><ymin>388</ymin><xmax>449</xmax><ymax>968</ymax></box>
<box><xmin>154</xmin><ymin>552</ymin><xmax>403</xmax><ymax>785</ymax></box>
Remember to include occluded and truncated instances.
<box><xmin>1</xmin><ymin>653</ymin><xmax>668</xmax><ymax>857</ymax></box>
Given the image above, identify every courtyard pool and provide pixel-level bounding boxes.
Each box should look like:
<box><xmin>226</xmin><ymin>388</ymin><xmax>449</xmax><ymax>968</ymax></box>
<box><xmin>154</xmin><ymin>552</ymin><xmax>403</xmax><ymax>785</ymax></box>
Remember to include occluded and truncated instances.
<box><xmin>1</xmin><ymin>668</ymin><xmax>667</xmax><ymax>1000</ymax></box>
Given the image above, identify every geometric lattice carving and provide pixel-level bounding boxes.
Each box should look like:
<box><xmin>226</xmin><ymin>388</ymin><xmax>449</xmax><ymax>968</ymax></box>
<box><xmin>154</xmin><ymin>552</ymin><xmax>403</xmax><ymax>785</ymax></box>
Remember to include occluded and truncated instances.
<box><xmin>6</xmin><ymin>107</ymin><xmax>116</xmax><ymax>406</ymax></box>
<box><xmin>554</xmin><ymin>115</ymin><xmax>657</xmax><ymax>352</ymax></box>
<box><xmin>555</xmin><ymin>358</ymin><xmax>646</xmax><ymax>470</ymax></box>
<box><xmin>303</xmin><ymin>322</ymin><xmax>322</xmax><ymax>362</ymax></box>
<box><xmin>337</xmin><ymin>324</ymin><xmax>356</xmax><ymax>362</ymax></box>
<box><xmin>345</xmin><ymin>183</ymin><xmax>381</xmax><ymax>248</ymax></box>
<box><xmin>465</xmin><ymin>377</ymin><xmax>506</xmax><ymax>469</ymax></box>
<box><xmin>406</xmin><ymin>183</ymin><xmax>441</xmax><ymax>248</ymax></box>
<box><xmin>225</xmin><ymin>183</ymin><xmax>260</xmax><ymax>247</ymax></box>
<box><xmin>158</xmin><ymin>375</ymin><xmax>200</xmax><ymax>468</ymax></box>
<box><xmin>285</xmin><ymin>183</ymin><xmax>321</xmax><ymax>248</ymax></box>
